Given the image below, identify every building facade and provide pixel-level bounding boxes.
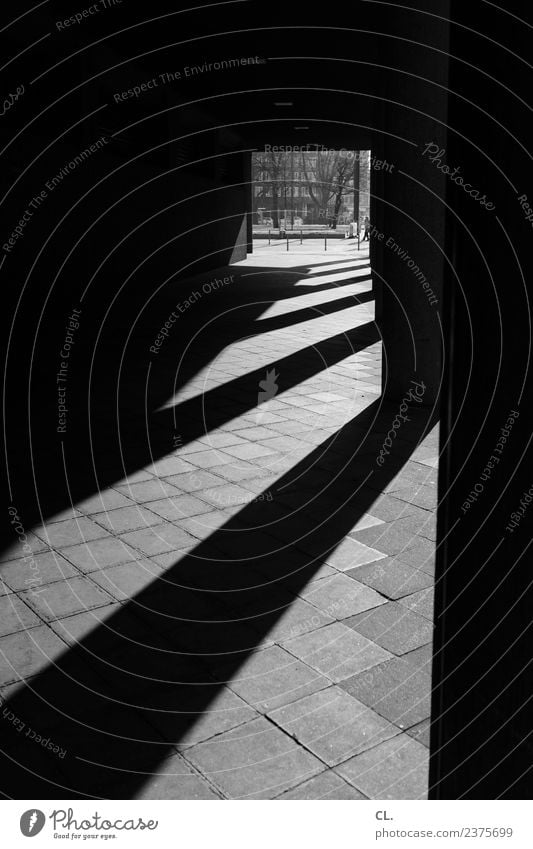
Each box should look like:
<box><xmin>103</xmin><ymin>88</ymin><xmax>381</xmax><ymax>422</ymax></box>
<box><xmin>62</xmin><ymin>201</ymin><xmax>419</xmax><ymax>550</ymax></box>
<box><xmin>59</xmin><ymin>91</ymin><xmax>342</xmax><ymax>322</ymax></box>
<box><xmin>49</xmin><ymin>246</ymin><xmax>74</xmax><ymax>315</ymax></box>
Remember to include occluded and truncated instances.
<box><xmin>252</xmin><ymin>149</ymin><xmax>371</xmax><ymax>228</ymax></box>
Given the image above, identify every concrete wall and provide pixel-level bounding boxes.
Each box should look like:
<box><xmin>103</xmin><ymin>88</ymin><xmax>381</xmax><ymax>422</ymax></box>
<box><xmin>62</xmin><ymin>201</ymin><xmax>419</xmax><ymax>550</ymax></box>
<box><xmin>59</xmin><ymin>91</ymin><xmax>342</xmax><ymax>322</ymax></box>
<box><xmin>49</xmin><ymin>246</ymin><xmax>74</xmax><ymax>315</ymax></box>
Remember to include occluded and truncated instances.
<box><xmin>430</xmin><ymin>0</ymin><xmax>533</xmax><ymax>799</ymax></box>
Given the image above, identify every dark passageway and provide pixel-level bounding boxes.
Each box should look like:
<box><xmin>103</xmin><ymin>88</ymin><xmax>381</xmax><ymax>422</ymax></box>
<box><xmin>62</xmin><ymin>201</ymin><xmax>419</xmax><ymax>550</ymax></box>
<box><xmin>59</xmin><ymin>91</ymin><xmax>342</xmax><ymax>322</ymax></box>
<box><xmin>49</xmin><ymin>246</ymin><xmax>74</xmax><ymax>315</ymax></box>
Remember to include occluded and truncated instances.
<box><xmin>2</xmin><ymin>0</ymin><xmax>531</xmax><ymax>807</ymax></box>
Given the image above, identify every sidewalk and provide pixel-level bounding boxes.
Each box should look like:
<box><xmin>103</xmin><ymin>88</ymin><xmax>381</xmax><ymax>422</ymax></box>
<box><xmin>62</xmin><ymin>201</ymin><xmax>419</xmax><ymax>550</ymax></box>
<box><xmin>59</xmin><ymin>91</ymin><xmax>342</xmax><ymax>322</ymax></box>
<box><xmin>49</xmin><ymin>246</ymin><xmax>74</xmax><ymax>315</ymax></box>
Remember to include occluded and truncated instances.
<box><xmin>0</xmin><ymin>244</ymin><xmax>438</xmax><ymax>799</ymax></box>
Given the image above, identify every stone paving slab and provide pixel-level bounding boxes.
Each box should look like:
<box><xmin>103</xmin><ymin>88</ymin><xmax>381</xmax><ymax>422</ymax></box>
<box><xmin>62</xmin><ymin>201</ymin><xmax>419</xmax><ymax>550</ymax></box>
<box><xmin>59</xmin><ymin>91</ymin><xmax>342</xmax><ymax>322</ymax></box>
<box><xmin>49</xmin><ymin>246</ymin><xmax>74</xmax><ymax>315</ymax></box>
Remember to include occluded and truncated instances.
<box><xmin>339</xmin><ymin>655</ymin><xmax>432</xmax><ymax>729</ymax></box>
<box><xmin>392</xmin><ymin>484</ymin><xmax>438</xmax><ymax>511</ymax></box>
<box><xmin>34</xmin><ymin>517</ymin><xmax>111</xmax><ymax>548</ymax></box>
<box><xmin>402</xmin><ymin>643</ymin><xmax>434</xmax><ymax>673</ymax></box>
<box><xmin>398</xmin><ymin>537</ymin><xmax>436</xmax><ymax>574</ymax></box>
<box><xmin>399</xmin><ymin>587</ymin><xmax>434</xmax><ymax>620</ymax></box>
<box><xmin>183</xmin><ymin>716</ymin><xmax>325</xmax><ymax>799</ymax></box>
<box><xmin>351</xmin><ymin>524</ymin><xmax>426</xmax><ymax>557</ymax></box>
<box><xmin>335</xmin><ymin>734</ymin><xmax>429</xmax><ymax>799</ymax></box>
<box><xmin>276</xmin><ymin>769</ymin><xmax>367</xmax><ymax>799</ymax></box>
<box><xmin>345</xmin><ymin>601</ymin><xmax>434</xmax><ymax>655</ymax></box>
<box><xmin>133</xmin><ymin>753</ymin><xmax>223</xmax><ymax>799</ymax></box>
<box><xmin>0</xmin><ymin>626</ymin><xmax>68</xmax><ymax>686</ymax></box>
<box><xmin>90</xmin><ymin>505</ymin><xmax>164</xmax><ymax>533</ymax></box>
<box><xmin>1</xmin><ymin>550</ymin><xmax>79</xmax><ymax>591</ymax></box>
<box><xmin>114</xmin><ymin>479</ymin><xmax>185</xmax><ymax>503</ymax></box>
<box><xmin>20</xmin><ymin>576</ymin><xmax>115</xmax><ymax>623</ymax></box>
<box><xmin>90</xmin><ymin>560</ymin><xmax>164</xmax><ymax>602</ymax></box>
<box><xmin>241</xmin><ymin>593</ymin><xmax>336</xmax><ymax>644</ymax></box>
<box><xmin>0</xmin><ymin>594</ymin><xmax>43</xmax><ymax>636</ymax></box>
<box><xmin>163</xmin><ymin>470</ymin><xmax>225</xmax><ymax>491</ymax></box>
<box><xmin>217</xmin><ymin>645</ymin><xmax>330</xmax><ymax>713</ymax></box>
<box><xmin>141</xmin><ymin>683</ymin><xmax>260</xmax><ymax>749</ymax></box>
<box><xmin>60</xmin><ymin>537</ymin><xmax>141</xmax><ymax>573</ymax></box>
<box><xmin>322</xmin><ymin>536</ymin><xmax>388</xmax><ymax>571</ymax></box>
<box><xmin>120</xmin><ymin>524</ymin><xmax>198</xmax><ymax>557</ymax></box>
<box><xmin>361</xmin><ymin>494</ymin><xmax>420</xmax><ymax>522</ymax></box>
<box><xmin>76</xmin><ymin>490</ymin><xmax>135</xmax><ymax>514</ymax></box>
<box><xmin>53</xmin><ymin>711</ymin><xmax>170</xmax><ymax>795</ymax></box>
<box><xmin>406</xmin><ymin>718</ymin><xmax>432</xmax><ymax>748</ymax></box>
<box><xmin>143</xmin><ymin>494</ymin><xmax>213</xmax><ymax>522</ymax></box>
<box><xmin>268</xmin><ymin>686</ymin><xmax>401</xmax><ymax>766</ymax></box>
<box><xmin>48</xmin><ymin>603</ymin><xmax>125</xmax><ymax>646</ymax></box>
<box><xmin>280</xmin><ymin>621</ymin><xmax>392</xmax><ymax>683</ymax></box>
<box><xmin>385</xmin><ymin>512</ymin><xmax>437</xmax><ymax>541</ymax></box>
<box><xmin>345</xmin><ymin>557</ymin><xmax>433</xmax><ymax>600</ymax></box>
<box><xmin>300</xmin><ymin>573</ymin><xmax>387</xmax><ymax>620</ymax></box>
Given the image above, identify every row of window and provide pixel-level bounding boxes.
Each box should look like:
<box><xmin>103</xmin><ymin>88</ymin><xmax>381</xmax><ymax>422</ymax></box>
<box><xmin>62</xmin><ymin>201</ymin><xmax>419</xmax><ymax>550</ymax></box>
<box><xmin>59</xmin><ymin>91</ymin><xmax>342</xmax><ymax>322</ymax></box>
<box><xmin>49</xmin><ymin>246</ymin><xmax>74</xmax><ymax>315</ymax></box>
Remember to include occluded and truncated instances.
<box><xmin>255</xmin><ymin>185</ymin><xmax>313</xmax><ymax>197</ymax></box>
<box><xmin>256</xmin><ymin>171</ymin><xmax>315</xmax><ymax>182</ymax></box>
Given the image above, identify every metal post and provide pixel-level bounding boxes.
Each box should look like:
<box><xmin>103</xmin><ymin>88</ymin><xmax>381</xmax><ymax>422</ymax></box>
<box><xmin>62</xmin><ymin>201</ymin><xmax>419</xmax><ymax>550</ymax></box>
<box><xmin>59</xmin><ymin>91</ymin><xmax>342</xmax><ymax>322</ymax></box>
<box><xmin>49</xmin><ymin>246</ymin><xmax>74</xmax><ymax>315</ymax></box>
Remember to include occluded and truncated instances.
<box><xmin>353</xmin><ymin>154</ymin><xmax>360</xmax><ymax>242</ymax></box>
<box><xmin>358</xmin><ymin>230</ymin><xmax>360</xmax><ymax>251</ymax></box>
<box><xmin>324</xmin><ymin>234</ymin><xmax>327</xmax><ymax>251</ymax></box>
<box><xmin>290</xmin><ymin>148</ymin><xmax>294</xmax><ymax>230</ymax></box>
<box><xmin>300</xmin><ymin>229</ymin><xmax>303</xmax><ymax>244</ymax></box>
<box><xmin>268</xmin><ymin>229</ymin><xmax>271</xmax><ymax>245</ymax></box>
<box><xmin>287</xmin><ymin>235</ymin><xmax>289</xmax><ymax>251</ymax></box>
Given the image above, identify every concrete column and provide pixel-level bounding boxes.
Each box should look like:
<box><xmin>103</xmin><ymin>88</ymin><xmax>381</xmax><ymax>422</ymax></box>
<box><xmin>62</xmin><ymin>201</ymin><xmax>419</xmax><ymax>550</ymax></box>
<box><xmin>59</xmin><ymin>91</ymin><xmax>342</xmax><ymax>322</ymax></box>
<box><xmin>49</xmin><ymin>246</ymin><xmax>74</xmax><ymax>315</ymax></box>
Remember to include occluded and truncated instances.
<box><xmin>244</xmin><ymin>152</ymin><xmax>253</xmax><ymax>254</ymax></box>
<box><xmin>376</xmin><ymin>6</ymin><xmax>449</xmax><ymax>405</ymax></box>
<box><xmin>430</xmin><ymin>0</ymin><xmax>533</xmax><ymax>798</ymax></box>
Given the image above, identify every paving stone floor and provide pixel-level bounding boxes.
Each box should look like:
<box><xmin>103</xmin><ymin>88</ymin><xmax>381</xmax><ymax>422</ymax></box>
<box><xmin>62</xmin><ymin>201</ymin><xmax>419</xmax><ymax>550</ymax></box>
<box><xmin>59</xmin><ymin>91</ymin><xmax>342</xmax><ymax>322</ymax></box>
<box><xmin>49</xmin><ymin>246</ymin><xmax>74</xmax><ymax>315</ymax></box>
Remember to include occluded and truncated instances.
<box><xmin>0</xmin><ymin>242</ymin><xmax>439</xmax><ymax>799</ymax></box>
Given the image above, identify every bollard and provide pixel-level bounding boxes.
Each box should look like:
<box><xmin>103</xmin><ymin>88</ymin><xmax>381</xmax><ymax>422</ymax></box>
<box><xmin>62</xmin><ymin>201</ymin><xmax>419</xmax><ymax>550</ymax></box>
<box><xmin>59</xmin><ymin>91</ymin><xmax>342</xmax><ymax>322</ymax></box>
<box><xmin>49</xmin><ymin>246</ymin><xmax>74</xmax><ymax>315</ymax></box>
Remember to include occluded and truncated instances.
<box><xmin>287</xmin><ymin>235</ymin><xmax>289</xmax><ymax>251</ymax></box>
<box><xmin>358</xmin><ymin>231</ymin><xmax>360</xmax><ymax>251</ymax></box>
<box><xmin>268</xmin><ymin>229</ymin><xmax>271</xmax><ymax>245</ymax></box>
<box><xmin>324</xmin><ymin>233</ymin><xmax>327</xmax><ymax>251</ymax></box>
<box><xmin>300</xmin><ymin>229</ymin><xmax>303</xmax><ymax>244</ymax></box>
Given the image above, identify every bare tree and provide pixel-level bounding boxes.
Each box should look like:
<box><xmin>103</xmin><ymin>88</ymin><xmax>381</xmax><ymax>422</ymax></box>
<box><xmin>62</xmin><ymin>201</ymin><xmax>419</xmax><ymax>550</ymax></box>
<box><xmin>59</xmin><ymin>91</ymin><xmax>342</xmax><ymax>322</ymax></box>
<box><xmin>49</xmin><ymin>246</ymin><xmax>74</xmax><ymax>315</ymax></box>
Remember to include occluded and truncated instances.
<box><xmin>301</xmin><ymin>151</ymin><xmax>355</xmax><ymax>228</ymax></box>
<box><xmin>252</xmin><ymin>152</ymin><xmax>289</xmax><ymax>228</ymax></box>
<box><xmin>300</xmin><ymin>152</ymin><xmax>333</xmax><ymax>215</ymax></box>
<box><xmin>330</xmin><ymin>153</ymin><xmax>355</xmax><ymax>228</ymax></box>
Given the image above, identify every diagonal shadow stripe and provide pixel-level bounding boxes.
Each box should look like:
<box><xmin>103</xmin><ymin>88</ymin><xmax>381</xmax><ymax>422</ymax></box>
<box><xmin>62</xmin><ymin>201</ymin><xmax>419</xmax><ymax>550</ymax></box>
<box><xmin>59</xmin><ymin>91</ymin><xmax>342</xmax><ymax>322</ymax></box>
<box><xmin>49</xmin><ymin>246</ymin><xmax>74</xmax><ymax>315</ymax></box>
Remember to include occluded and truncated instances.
<box><xmin>248</xmin><ymin>289</ymin><xmax>375</xmax><ymax>336</ymax></box>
